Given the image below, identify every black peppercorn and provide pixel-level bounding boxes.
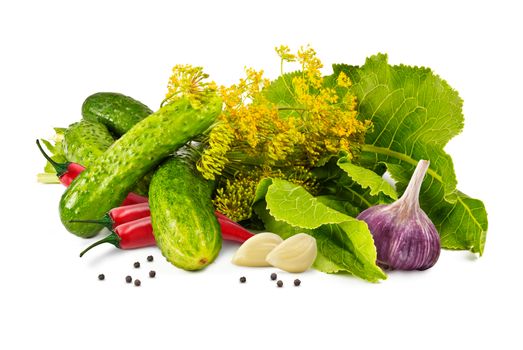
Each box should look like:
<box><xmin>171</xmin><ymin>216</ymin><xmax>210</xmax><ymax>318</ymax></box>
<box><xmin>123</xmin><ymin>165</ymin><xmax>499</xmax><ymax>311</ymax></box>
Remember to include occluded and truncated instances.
<box><xmin>270</xmin><ymin>273</ymin><xmax>277</xmax><ymax>280</ymax></box>
<box><xmin>125</xmin><ymin>276</ymin><xmax>132</xmax><ymax>283</ymax></box>
<box><xmin>277</xmin><ymin>280</ymin><xmax>283</xmax><ymax>287</ymax></box>
<box><xmin>239</xmin><ymin>276</ymin><xmax>246</xmax><ymax>283</ymax></box>
<box><xmin>134</xmin><ymin>279</ymin><xmax>141</xmax><ymax>287</ymax></box>
<box><xmin>134</xmin><ymin>262</ymin><xmax>140</xmax><ymax>268</ymax></box>
<box><xmin>149</xmin><ymin>270</ymin><xmax>156</xmax><ymax>278</ymax></box>
<box><xmin>147</xmin><ymin>255</ymin><xmax>154</xmax><ymax>262</ymax></box>
<box><xmin>98</xmin><ymin>274</ymin><xmax>105</xmax><ymax>281</ymax></box>
<box><xmin>294</xmin><ymin>279</ymin><xmax>301</xmax><ymax>286</ymax></box>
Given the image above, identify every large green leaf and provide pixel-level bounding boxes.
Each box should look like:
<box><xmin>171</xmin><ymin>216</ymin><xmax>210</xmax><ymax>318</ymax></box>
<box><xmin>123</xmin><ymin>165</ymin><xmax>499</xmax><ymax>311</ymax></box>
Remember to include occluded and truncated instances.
<box><xmin>255</xmin><ymin>179</ymin><xmax>386</xmax><ymax>282</ymax></box>
<box><xmin>334</xmin><ymin>54</ymin><xmax>487</xmax><ymax>254</ymax></box>
<box><xmin>335</xmin><ymin>54</ymin><xmax>462</xmax><ymax>201</ymax></box>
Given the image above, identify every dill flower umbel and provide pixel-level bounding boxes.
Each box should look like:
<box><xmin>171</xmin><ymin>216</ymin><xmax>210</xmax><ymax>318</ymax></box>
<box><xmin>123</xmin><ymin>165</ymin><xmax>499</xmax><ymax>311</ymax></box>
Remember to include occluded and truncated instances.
<box><xmin>198</xmin><ymin>45</ymin><xmax>369</xmax><ymax>175</ymax></box>
<box><xmin>163</xmin><ymin>65</ymin><xmax>217</xmax><ymax>108</ymax></box>
<box><xmin>166</xmin><ymin>46</ymin><xmax>371</xmax><ymax>222</ymax></box>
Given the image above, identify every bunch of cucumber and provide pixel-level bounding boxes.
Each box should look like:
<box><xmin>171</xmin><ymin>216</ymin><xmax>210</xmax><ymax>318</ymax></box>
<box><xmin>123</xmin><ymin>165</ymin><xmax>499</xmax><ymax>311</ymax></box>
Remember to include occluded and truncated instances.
<box><xmin>55</xmin><ymin>92</ymin><xmax>223</xmax><ymax>270</ymax></box>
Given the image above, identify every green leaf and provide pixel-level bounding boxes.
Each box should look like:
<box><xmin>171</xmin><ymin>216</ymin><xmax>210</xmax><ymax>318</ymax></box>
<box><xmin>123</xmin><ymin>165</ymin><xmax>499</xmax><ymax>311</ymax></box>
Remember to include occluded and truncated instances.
<box><xmin>259</xmin><ymin>179</ymin><xmax>386</xmax><ymax>282</ymax></box>
<box><xmin>334</xmin><ymin>54</ymin><xmax>487</xmax><ymax>254</ymax></box>
<box><xmin>252</xmin><ymin>177</ymin><xmax>274</xmax><ymax>204</ymax></box>
<box><xmin>53</xmin><ymin>127</ymin><xmax>66</xmax><ymax>135</ymax></box>
<box><xmin>40</xmin><ymin>138</ymin><xmax>56</xmax><ymax>154</ymax></box>
<box><xmin>253</xmin><ymin>201</ymin><xmax>310</xmax><ymax>240</ymax></box>
<box><xmin>313</xmin><ymin>223</ymin><xmax>387</xmax><ymax>282</ymax></box>
<box><xmin>265</xmin><ymin>179</ymin><xmax>349</xmax><ymax>228</ymax></box>
<box><xmin>315</xmin><ymin>195</ymin><xmax>361</xmax><ymax>218</ymax></box>
<box><xmin>428</xmin><ymin>191</ymin><xmax>488</xmax><ymax>255</ymax></box>
<box><xmin>40</xmin><ymin>136</ymin><xmax>66</xmax><ymax>175</ymax></box>
<box><xmin>337</xmin><ymin>157</ymin><xmax>397</xmax><ymax>200</ymax></box>
<box><xmin>263</xmin><ymin>71</ymin><xmax>301</xmax><ymax>107</ymax></box>
<box><xmin>335</xmin><ymin>54</ymin><xmax>462</xmax><ymax>201</ymax></box>
<box><xmin>318</xmin><ymin>171</ymin><xmax>394</xmax><ymax>214</ymax></box>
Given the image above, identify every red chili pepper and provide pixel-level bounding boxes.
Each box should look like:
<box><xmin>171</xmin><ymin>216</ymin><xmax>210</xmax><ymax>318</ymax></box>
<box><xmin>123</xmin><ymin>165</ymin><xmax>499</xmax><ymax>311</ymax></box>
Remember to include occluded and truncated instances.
<box><xmin>37</xmin><ymin>139</ymin><xmax>148</xmax><ymax>205</ymax></box>
<box><xmin>79</xmin><ymin>217</ymin><xmax>156</xmax><ymax>257</ymax></box>
<box><xmin>214</xmin><ymin>211</ymin><xmax>232</xmax><ymax>222</ymax></box>
<box><xmin>69</xmin><ymin>202</ymin><xmax>151</xmax><ymax>229</ymax></box>
<box><xmin>36</xmin><ymin>139</ymin><xmax>86</xmax><ymax>186</ymax></box>
<box><xmin>217</xmin><ymin>217</ymin><xmax>254</xmax><ymax>243</ymax></box>
<box><xmin>121</xmin><ymin>192</ymin><xmax>149</xmax><ymax>206</ymax></box>
<box><xmin>78</xmin><ymin>214</ymin><xmax>254</xmax><ymax>257</ymax></box>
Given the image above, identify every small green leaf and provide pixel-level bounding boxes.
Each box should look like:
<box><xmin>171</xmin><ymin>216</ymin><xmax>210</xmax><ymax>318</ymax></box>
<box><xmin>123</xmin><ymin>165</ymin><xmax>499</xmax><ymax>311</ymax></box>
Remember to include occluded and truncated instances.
<box><xmin>40</xmin><ymin>136</ymin><xmax>66</xmax><ymax>175</ymax></box>
<box><xmin>337</xmin><ymin>157</ymin><xmax>397</xmax><ymax>200</ymax></box>
<box><xmin>40</xmin><ymin>138</ymin><xmax>56</xmax><ymax>154</ymax></box>
<box><xmin>252</xmin><ymin>178</ymin><xmax>274</xmax><ymax>204</ymax></box>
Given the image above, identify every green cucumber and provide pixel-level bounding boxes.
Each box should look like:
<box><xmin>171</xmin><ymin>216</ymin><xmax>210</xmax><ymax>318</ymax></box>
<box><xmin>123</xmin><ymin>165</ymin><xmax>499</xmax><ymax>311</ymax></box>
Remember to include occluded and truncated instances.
<box><xmin>149</xmin><ymin>157</ymin><xmax>222</xmax><ymax>270</ymax></box>
<box><xmin>60</xmin><ymin>95</ymin><xmax>222</xmax><ymax>237</ymax></box>
<box><xmin>82</xmin><ymin>92</ymin><xmax>153</xmax><ymax>136</ymax></box>
<box><xmin>62</xmin><ymin>120</ymin><xmax>151</xmax><ymax>196</ymax></box>
<box><xmin>62</xmin><ymin>120</ymin><xmax>114</xmax><ymax>167</ymax></box>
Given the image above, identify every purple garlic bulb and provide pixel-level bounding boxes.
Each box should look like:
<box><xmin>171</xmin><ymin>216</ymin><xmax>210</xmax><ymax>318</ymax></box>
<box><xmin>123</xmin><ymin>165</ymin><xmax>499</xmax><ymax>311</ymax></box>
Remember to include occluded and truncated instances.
<box><xmin>357</xmin><ymin>160</ymin><xmax>440</xmax><ymax>270</ymax></box>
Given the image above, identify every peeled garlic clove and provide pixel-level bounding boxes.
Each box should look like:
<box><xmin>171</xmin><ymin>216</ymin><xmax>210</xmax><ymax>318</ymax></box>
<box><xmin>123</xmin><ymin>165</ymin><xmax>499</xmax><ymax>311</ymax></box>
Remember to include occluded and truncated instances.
<box><xmin>265</xmin><ymin>233</ymin><xmax>317</xmax><ymax>273</ymax></box>
<box><xmin>231</xmin><ymin>232</ymin><xmax>283</xmax><ymax>267</ymax></box>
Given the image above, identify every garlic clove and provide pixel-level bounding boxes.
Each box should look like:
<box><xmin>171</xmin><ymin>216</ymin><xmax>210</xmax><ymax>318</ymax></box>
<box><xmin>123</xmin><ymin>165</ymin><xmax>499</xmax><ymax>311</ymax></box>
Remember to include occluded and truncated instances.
<box><xmin>231</xmin><ymin>232</ymin><xmax>283</xmax><ymax>267</ymax></box>
<box><xmin>265</xmin><ymin>233</ymin><xmax>317</xmax><ymax>273</ymax></box>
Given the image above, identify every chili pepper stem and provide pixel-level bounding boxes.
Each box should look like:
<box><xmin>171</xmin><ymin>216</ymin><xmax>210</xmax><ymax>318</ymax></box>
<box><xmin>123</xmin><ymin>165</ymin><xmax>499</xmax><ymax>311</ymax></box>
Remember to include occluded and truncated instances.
<box><xmin>69</xmin><ymin>214</ymin><xmax>113</xmax><ymax>230</ymax></box>
<box><xmin>79</xmin><ymin>232</ymin><xmax>121</xmax><ymax>257</ymax></box>
<box><xmin>36</xmin><ymin>139</ymin><xmax>69</xmax><ymax>176</ymax></box>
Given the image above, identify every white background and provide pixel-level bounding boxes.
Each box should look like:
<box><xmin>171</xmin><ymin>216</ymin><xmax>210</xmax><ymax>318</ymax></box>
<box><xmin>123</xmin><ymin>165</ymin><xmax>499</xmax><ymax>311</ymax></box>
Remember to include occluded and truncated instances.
<box><xmin>1</xmin><ymin>0</ymin><xmax>521</xmax><ymax>349</ymax></box>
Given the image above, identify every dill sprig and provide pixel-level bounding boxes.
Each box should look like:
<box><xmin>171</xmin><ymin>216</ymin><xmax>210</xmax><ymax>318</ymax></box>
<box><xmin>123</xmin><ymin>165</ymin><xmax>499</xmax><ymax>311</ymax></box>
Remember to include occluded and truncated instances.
<box><xmin>164</xmin><ymin>46</ymin><xmax>371</xmax><ymax>221</ymax></box>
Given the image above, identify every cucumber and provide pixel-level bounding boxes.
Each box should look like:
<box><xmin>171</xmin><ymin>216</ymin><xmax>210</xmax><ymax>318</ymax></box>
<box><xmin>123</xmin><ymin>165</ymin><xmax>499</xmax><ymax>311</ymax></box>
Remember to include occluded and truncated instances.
<box><xmin>149</xmin><ymin>157</ymin><xmax>222</xmax><ymax>270</ymax></box>
<box><xmin>62</xmin><ymin>120</ymin><xmax>114</xmax><ymax>167</ymax></box>
<box><xmin>60</xmin><ymin>95</ymin><xmax>222</xmax><ymax>237</ymax></box>
<box><xmin>82</xmin><ymin>92</ymin><xmax>153</xmax><ymax>136</ymax></box>
<box><xmin>62</xmin><ymin>120</ymin><xmax>151</xmax><ymax>196</ymax></box>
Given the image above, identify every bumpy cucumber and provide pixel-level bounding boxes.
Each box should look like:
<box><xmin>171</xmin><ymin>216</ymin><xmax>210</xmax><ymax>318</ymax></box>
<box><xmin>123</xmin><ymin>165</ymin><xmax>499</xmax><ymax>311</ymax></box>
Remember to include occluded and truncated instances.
<box><xmin>62</xmin><ymin>120</ymin><xmax>151</xmax><ymax>196</ymax></box>
<box><xmin>62</xmin><ymin>120</ymin><xmax>114</xmax><ymax>167</ymax></box>
<box><xmin>149</xmin><ymin>157</ymin><xmax>222</xmax><ymax>270</ymax></box>
<box><xmin>82</xmin><ymin>92</ymin><xmax>153</xmax><ymax>136</ymax></box>
<box><xmin>60</xmin><ymin>96</ymin><xmax>222</xmax><ymax>237</ymax></box>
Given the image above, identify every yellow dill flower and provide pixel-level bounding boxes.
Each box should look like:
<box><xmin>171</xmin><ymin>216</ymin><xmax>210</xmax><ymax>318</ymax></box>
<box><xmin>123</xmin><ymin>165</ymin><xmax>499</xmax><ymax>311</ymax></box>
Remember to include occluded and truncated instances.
<box><xmin>275</xmin><ymin>45</ymin><xmax>296</xmax><ymax>62</ymax></box>
<box><xmin>337</xmin><ymin>71</ymin><xmax>352</xmax><ymax>88</ymax></box>
<box><xmin>194</xmin><ymin>45</ymin><xmax>370</xmax><ymax>201</ymax></box>
<box><xmin>163</xmin><ymin>65</ymin><xmax>216</xmax><ymax>107</ymax></box>
<box><xmin>213</xmin><ymin>176</ymin><xmax>258</xmax><ymax>222</ymax></box>
<box><xmin>296</xmin><ymin>46</ymin><xmax>323</xmax><ymax>89</ymax></box>
<box><xmin>197</xmin><ymin>122</ymin><xmax>235</xmax><ymax>180</ymax></box>
<box><xmin>244</xmin><ymin>68</ymin><xmax>268</xmax><ymax>98</ymax></box>
<box><xmin>266</xmin><ymin>132</ymin><xmax>293</xmax><ymax>162</ymax></box>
